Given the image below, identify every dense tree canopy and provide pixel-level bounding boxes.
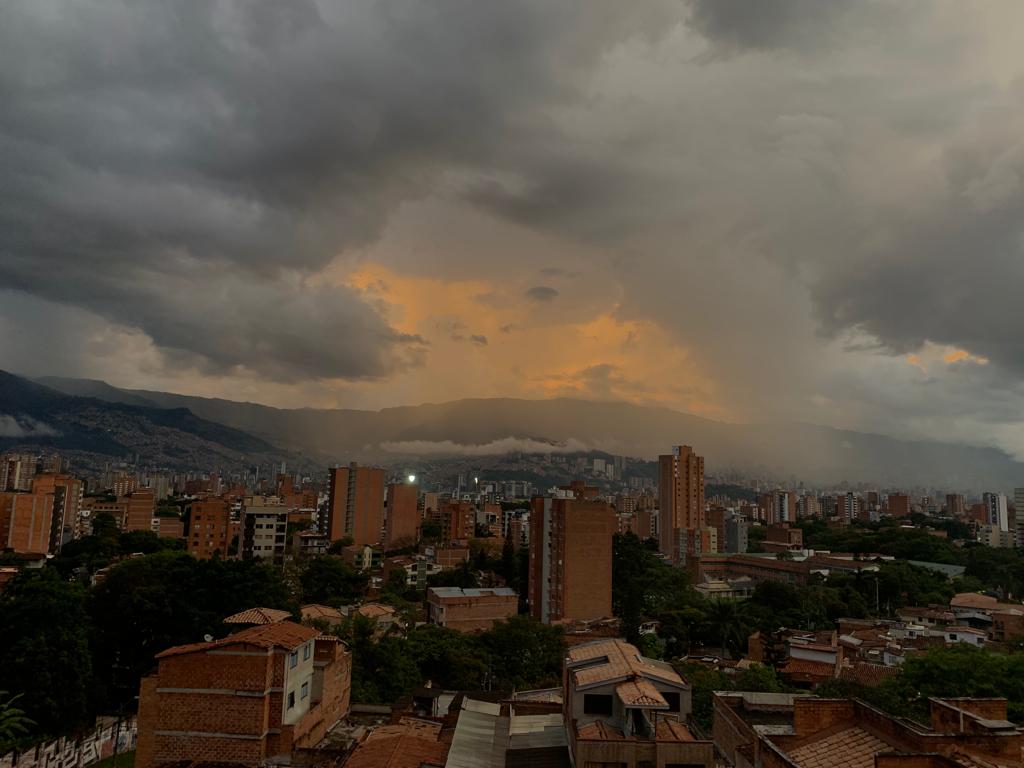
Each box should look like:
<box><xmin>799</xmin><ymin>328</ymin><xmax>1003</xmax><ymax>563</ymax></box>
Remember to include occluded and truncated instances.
<box><xmin>0</xmin><ymin>570</ymin><xmax>93</xmax><ymax>737</ymax></box>
<box><xmin>337</xmin><ymin>614</ymin><xmax>565</xmax><ymax>705</ymax></box>
<box><xmin>299</xmin><ymin>556</ymin><xmax>368</xmax><ymax>605</ymax></box>
<box><xmin>89</xmin><ymin>552</ymin><xmax>294</xmax><ymax>709</ymax></box>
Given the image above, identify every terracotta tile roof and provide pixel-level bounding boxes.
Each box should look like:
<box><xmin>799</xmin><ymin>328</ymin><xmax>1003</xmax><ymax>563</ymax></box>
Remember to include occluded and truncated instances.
<box><xmin>222</xmin><ymin>607</ymin><xmax>292</xmax><ymax>625</ymax></box>
<box><xmin>346</xmin><ymin>719</ymin><xmax>448</xmax><ymax>768</ymax></box>
<box><xmin>616</xmin><ymin>679</ymin><xmax>668</xmax><ymax>708</ymax></box>
<box><xmin>780</xmin><ymin>659</ymin><xmax>835</xmax><ymax>681</ymax></box>
<box><xmin>301</xmin><ymin>603</ymin><xmax>344</xmax><ymax>623</ymax></box>
<box><xmin>655</xmin><ymin>718</ymin><xmax>695</xmax><ymax>742</ymax></box>
<box><xmin>785</xmin><ymin>725</ymin><xmax>894</xmax><ymax>768</ymax></box>
<box><xmin>576</xmin><ymin>721</ymin><xmax>624</xmax><ymax>741</ymax></box>
<box><xmin>157</xmin><ymin>620</ymin><xmax>318</xmax><ymax>658</ymax></box>
<box><xmin>358</xmin><ymin>602</ymin><xmax>397</xmax><ymax>619</ymax></box>
<box><xmin>838</xmin><ymin>663</ymin><xmax>900</xmax><ymax>688</ymax></box>
<box><xmin>950</xmin><ymin>593</ymin><xmax>995</xmax><ymax>609</ymax></box>
<box><xmin>567</xmin><ymin>639</ymin><xmax>683</xmax><ymax>689</ymax></box>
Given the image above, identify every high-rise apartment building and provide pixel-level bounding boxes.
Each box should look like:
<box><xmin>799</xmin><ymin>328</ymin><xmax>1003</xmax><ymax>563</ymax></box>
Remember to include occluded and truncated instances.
<box><xmin>187</xmin><ymin>499</ymin><xmax>233</xmax><ymax>559</ymax></box>
<box><xmin>796</xmin><ymin>494</ymin><xmax>820</xmax><ymax>519</ymax></box>
<box><xmin>1</xmin><ymin>452</ymin><xmax>38</xmax><ymax>492</ymax></box>
<box><xmin>384</xmin><ymin>481</ymin><xmax>419</xmax><ymax>547</ymax></box>
<box><xmin>759</xmin><ymin>491</ymin><xmax>795</xmax><ymax>525</ymax></box>
<box><xmin>1015</xmin><ymin>488</ymin><xmax>1024</xmax><ymax>547</ymax></box>
<box><xmin>887</xmin><ymin>493</ymin><xmax>911</xmax><ymax>518</ymax></box>
<box><xmin>842</xmin><ymin>492</ymin><xmax>861</xmax><ymax>522</ymax></box>
<box><xmin>31</xmin><ymin>473</ymin><xmax>83</xmax><ymax>552</ymax></box>
<box><xmin>819</xmin><ymin>495</ymin><xmax>838</xmax><ymax>518</ymax></box>
<box><xmin>123</xmin><ymin>489</ymin><xmax>157</xmax><ymax>532</ymax></box>
<box><xmin>984</xmin><ymin>492</ymin><xmax>1009</xmax><ymax>533</ymax></box>
<box><xmin>946</xmin><ymin>494</ymin><xmax>967</xmax><ymax>517</ymax></box>
<box><xmin>440</xmin><ymin>500</ymin><xmax>476</xmax><ymax>542</ymax></box>
<box><xmin>529</xmin><ymin>496</ymin><xmax>616</xmax><ymax>624</ymax></box>
<box><xmin>0</xmin><ymin>491</ymin><xmax>55</xmax><ymax>555</ymax></box>
<box><xmin>240</xmin><ymin>501</ymin><xmax>288</xmax><ymax>565</ymax></box>
<box><xmin>658</xmin><ymin>445</ymin><xmax>705</xmax><ymax>563</ymax></box>
<box><xmin>325</xmin><ymin>464</ymin><xmax>385</xmax><ymax>546</ymax></box>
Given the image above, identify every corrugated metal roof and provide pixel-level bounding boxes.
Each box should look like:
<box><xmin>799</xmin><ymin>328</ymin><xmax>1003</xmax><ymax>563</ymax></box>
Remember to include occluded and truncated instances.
<box><xmin>445</xmin><ymin>700</ymin><xmax>509</xmax><ymax>768</ymax></box>
<box><xmin>430</xmin><ymin>587</ymin><xmax>517</xmax><ymax>598</ymax></box>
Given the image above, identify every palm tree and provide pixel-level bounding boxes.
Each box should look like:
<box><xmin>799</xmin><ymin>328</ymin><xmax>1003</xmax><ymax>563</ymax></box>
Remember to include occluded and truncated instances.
<box><xmin>0</xmin><ymin>692</ymin><xmax>33</xmax><ymax>752</ymax></box>
<box><xmin>704</xmin><ymin>599</ymin><xmax>745</xmax><ymax>660</ymax></box>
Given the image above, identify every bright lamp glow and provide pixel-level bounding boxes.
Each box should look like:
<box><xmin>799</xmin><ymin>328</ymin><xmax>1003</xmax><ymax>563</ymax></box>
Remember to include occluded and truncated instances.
<box><xmin>408</xmin><ymin>474</ymin><xmax>416</xmax><ymax>483</ymax></box>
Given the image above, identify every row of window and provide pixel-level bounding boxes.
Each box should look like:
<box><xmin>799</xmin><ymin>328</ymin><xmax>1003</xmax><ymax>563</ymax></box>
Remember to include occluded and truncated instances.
<box><xmin>285</xmin><ymin>681</ymin><xmax>310</xmax><ymax>709</ymax></box>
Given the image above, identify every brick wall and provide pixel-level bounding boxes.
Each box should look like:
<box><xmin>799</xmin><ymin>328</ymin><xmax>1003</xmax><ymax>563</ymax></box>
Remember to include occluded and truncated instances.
<box><xmin>791</xmin><ymin>698</ymin><xmax>854</xmax><ymax>736</ymax></box>
<box><xmin>136</xmin><ymin>676</ymin><xmax>159</xmax><ymax>768</ymax></box>
<box><xmin>428</xmin><ymin>590</ymin><xmax>518</xmax><ymax>632</ymax></box>
<box><xmin>711</xmin><ymin>694</ymin><xmax>756</xmax><ymax>766</ymax></box>
<box><xmin>930</xmin><ymin>698</ymin><xmax>1007</xmax><ymax>731</ymax></box>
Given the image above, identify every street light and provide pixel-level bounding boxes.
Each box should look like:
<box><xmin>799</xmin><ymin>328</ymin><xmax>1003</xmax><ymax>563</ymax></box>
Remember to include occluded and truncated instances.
<box><xmin>408</xmin><ymin>474</ymin><xmax>416</xmax><ymax>483</ymax></box>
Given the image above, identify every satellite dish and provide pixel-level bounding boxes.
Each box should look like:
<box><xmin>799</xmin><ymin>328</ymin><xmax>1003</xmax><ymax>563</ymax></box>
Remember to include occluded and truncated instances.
<box><xmin>203</xmin><ymin>634</ymin><xmax>213</xmax><ymax>642</ymax></box>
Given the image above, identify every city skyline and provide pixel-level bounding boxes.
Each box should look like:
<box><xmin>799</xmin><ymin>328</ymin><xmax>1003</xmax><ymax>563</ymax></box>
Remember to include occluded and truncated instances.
<box><xmin>4</xmin><ymin>3</ymin><xmax>1024</xmax><ymax>460</ymax></box>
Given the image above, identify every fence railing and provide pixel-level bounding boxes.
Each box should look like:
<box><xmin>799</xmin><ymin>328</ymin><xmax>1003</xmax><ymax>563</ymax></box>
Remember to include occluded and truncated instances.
<box><xmin>0</xmin><ymin>717</ymin><xmax>137</xmax><ymax>768</ymax></box>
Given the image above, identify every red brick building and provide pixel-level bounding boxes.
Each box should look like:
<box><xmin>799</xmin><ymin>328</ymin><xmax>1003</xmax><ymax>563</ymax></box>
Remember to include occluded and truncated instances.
<box><xmin>326</xmin><ymin>463</ymin><xmax>385</xmax><ymax>546</ymax></box>
<box><xmin>136</xmin><ymin>621</ymin><xmax>351</xmax><ymax>767</ymax></box>
<box><xmin>426</xmin><ymin>587</ymin><xmax>518</xmax><ymax>632</ymax></box>
<box><xmin>31</xmin><ymin>473</ymin><xmax>83</xmax><ymax>551</ymax></box>
<box><xmin>0</xmin><ymin>491</ymin><xmax>55</xmax><ymax>555</ymax></box>
<box><xmin>529</xmin><ymin>496</ymin><xmax>616</xmax><ymax>624</ymax></box>
<box><xmin>123</xmin><ymin>489</ymin><xmax>157</xmax><ymax>532</ymax></box>
<box><xmin>187</xmin><ymin>499</ymin><xmax>233</xmax><ymax>559</ymax></box>
<box><xmin>385</xmin><ymin>482</ymin><xmax>419</xmax><ymax>547</ymax></box>
<box><xmin>658</xmin><ymin>445</ymin><xmax>705</xmax><ymax>563</ymax></box>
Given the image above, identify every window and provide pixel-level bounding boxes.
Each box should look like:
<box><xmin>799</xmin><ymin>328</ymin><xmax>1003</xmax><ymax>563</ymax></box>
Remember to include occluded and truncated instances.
<box><xmin>303</xmin><ymin>642</ymin><xmax>311</xmax><ymax>661</ymax></box>
<box><xmin>663</xmin><ymin>692</ymin><xmax>681</xmax><ymax>712</ymax></box>
<box><xmin>287</xmin><ymin>691</ymin><xmax>295</xmax><ymax>709</ymax></box>
<box><xmin>301</xmin><ymin>681</ymin><xmax>309</xmax><ymax>699</ymax></box>
<box><xmin>583</xmin><ymin>694</ymin><xmax>613</xmax><ymax>716</ymax></box>
<box><xmin>289</xmin><ymin>651</ymin><xmax>298</xmax><ymax>668</ymax></box>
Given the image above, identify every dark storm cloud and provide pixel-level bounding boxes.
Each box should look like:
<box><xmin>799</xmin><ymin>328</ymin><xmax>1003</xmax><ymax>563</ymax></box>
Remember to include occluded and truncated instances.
<box><xmin>686</xmin><ymin>0</ymin><xmax>849</xmax><ymax>51</ymax></box>
<box><xmin>525</xmin><ymin>286</ymin><xmax>559</xmax><ymax>302</ymax></box>
<box><xmin>0</xmin><ymin>0</ymin><xmax>675</xmax><ymax>381</ymax></box>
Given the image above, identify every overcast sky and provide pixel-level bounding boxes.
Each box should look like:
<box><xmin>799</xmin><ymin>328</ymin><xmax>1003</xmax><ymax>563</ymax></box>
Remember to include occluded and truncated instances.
<box><xmin>3</xmin><ymin>1</ymin><xmax>1024</xmax><ymax>456</ymax></box>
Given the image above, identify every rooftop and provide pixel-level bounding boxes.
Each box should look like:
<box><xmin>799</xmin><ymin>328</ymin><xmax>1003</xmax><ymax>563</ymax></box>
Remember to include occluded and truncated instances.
<box><xmin>222</xmin><ymin>606</ymin><xmax>291</xmax><ymax>625</ymax></box>
<box><xmin>345</xmin><ymin>718</ymin><xmax>448</xmax><ymax>768</ymax></box>
<box><xmin>358</xmin><ymin>602</ymin><xmax>397</xmax><ymax>619</ymax></box>
<box><xmin>156</xmin><ymin>620</ymin><xmax>319</xmax><ymax>658</ymax></box>
<box><xmin>566</xmin><ymin>638</ymin><xmax>683</xmax><ymax>689</ymax></box>
<box><xmin>428</xmin><ymin>587</ymin><xmax>517</xmax><ymax>599</ymax></box>
<box><xmin>786</xmin><ymin>724</ymin><xmax>895</xmax><ymax>768</ymax></box>
<box><xmin>301</xmin><ymin>603</ymin><xmax>345</xmax><ymax>623</ymax></box>
<box><xmin>615</xmin><ymin>679</ymin><xmax>668</xmax><ymax>709</ymax></box>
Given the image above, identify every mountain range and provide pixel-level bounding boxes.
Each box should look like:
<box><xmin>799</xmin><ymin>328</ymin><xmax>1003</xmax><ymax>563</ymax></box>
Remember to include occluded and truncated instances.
<box><xmin>20</xmin><ymin>373</ymin><xmax>1024</xmax><ymax>492</ymax></box>
<box><xmin>0</xmin><ymin>371</ymin><xmax>296</xmax><ymax>472</ymax></box>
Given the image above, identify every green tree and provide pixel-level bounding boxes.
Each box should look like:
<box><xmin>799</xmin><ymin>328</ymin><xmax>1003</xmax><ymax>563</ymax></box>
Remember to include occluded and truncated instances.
<box><xmin>0</xmin><ymin>570</ymin><xmax>94</xmax><ymax>736</ymax></box>
<box><xmin>702</xmin><ymin>599</ymin><xmax>746</xmax><ymax>659</ymax></box>
<box><xmin>327</xmin><ymin>537</ymin><xmax>354</xmax><ymax>555</ymax></box>
<box><xmin>419</xmin><ymin>521</ymin><xmax>442</xmax><ymax>542</ymax></box>
<box><xmin>0</xmin><ymin>692</ymin><xmax>33</xmax><ymax>753</ymax></box>
<box><xmin>405</xmin><ymin>625</ymin><xmax>487</xmax><ymax>690</ymax></box>
<box><xmin>89</xmin><ymin>552</ymin><xmax>294</xmax><ymax>709</ymax></box>
<box><xmin>481</xmin><ymin>616</ymin><xmax>565</xmax><ymax>690</ymax></box>
<box><xmin>426</xmin><ymin>561</ymin><xmax>478</xmax><ymax>589</ymax></box>
<box><xmin>299</xmin><ymin>556</ymin><xmax>367</xmax><ymax>605</ymax></box>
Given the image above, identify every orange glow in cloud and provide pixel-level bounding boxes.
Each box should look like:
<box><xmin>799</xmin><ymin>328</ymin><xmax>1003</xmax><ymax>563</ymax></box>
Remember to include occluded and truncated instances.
<box><xmin>943</xmin><ymin>348</ymin><xmax>988</xmax><ymax>365</ymax></box>
<box><xmin>334</xmin><ymin>262</ymin><xmax>727</xmax><ymax>417</ymax></box>
<box><xmin>907</xmin><ymin>343</ymin><xmax>988</xmax><ymax>372</ymax></box>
